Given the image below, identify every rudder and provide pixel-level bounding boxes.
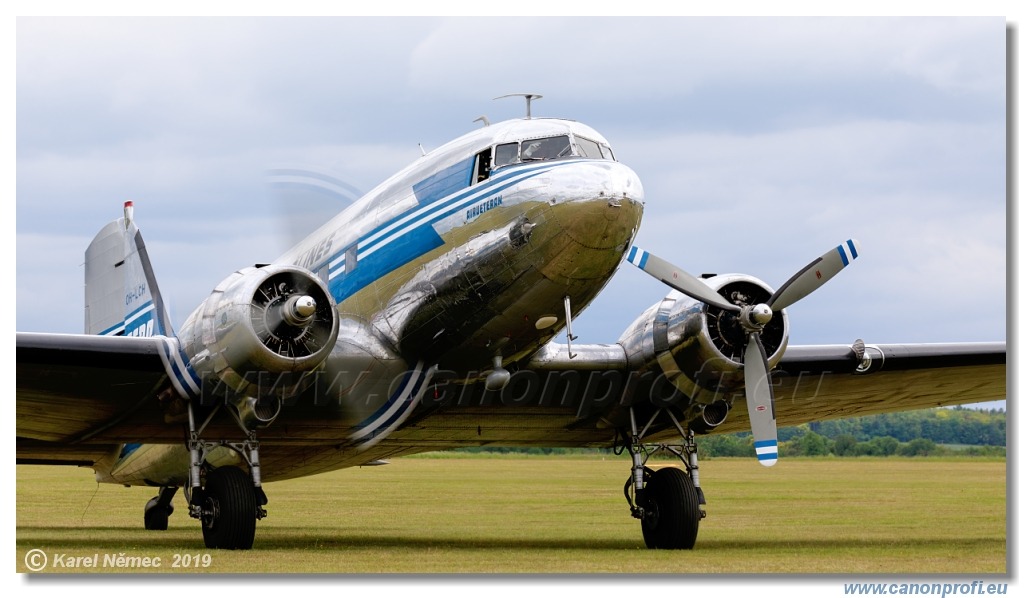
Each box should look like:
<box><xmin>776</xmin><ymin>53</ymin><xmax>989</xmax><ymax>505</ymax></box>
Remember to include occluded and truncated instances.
<box><xmin>84</xmin><ymin>201</ymin><xmax>173</xmax><ymax>337</ymax></box>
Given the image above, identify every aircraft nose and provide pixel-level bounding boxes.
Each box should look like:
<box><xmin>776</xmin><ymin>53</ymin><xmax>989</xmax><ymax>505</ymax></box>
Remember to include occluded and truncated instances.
<box><xmin>568</xmin><ymin>160</ymin><xmax>644</xmax><ymax>208</ymax></box>
<box><xmin>546</xmin><ymin>161</ymin><xmax>644</xmax><ymax>250</ymax></box>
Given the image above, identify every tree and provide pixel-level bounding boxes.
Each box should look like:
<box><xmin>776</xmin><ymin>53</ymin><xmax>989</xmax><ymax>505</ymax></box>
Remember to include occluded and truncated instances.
<box><xmin>898</xmin><ymin>438</ymin><xmax>938</xmax><ymax>457</ymax></box>
<box><xmin>832</xmin><ymin>434</ymin><xmax>858</xmax><ymax>456</ymax></box>
<box><xmin>799</xmin><ymin>431</ymin><xmax>830</xmax><ymax>456</ymax></box>
<box><xmin>869</xmin><ymin>436</ymin><xmax>900</xmax><ymax>456</ymax></box>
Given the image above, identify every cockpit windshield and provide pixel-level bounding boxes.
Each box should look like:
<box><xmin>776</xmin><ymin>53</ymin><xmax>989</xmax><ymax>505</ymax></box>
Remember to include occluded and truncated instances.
<box><xmin>521</xmin><ymin>135</ymin><xmax>572</xmax><ymax>161</ymax></box>
<box><xmin>492</xmin><ymin>133</ymin><xmax>616</xmax><ymax>170</ymax></box>
<box><xmin>575</xmin><ymin>137</ymin><xmax>602</xmax><ymax>158</ymax></box>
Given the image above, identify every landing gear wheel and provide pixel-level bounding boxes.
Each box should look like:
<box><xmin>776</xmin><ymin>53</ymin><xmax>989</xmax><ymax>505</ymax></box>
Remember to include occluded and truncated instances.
<box><xmin>640</xmin><ymin>467</ymin><xmax>700</xmax><ymax>549</ymax></box>
<box><xmin>143</xmin><ymin>498</ymin><xmax>171</xmax><ymax>531</ymax></box>
<box><xmin>200</xmin><ymin>466</ymin><xmax>258</xmax><ymax>550</ymax></box>
<box><xmin>144</xmin><ymin>486</ymin><xmax>177</xmax><ymax>531</ymax></box>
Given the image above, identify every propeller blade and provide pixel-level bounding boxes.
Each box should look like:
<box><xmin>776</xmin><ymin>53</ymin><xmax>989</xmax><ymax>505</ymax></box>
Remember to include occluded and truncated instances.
<box><xmin>767</xmin><ymin>239</ymin><xmax>861</xmax><ymax>311</ymax></box>
<box><xmin>627</xmin><ymin>246</ymin><xmax>739</xmax><ymax>312</ymax></box>
<box><xmin>743</xmin><ymin>333</ymin><xmax>778</xmax><ymax>467</ymax></box>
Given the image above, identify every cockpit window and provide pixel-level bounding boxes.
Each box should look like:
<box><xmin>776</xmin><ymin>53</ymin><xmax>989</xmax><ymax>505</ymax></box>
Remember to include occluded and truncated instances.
<box><xmin>575</xmin><ymin>137</ymin><xmax>603</xmax><ymax>159</ymax></box>
<box><xmin>494</xmin><ymin>142</ymin><xmax>519</xmax><ymax>167</ymax></box>
<box><xmin>492</xmin><ymin>134</ymin><xmax>616</xmax><ymax>170</ymax></box>
<box><xmin>521</xmin><ymin>135</ymin><xmax>572</xmax><ymax>161</ymax></box>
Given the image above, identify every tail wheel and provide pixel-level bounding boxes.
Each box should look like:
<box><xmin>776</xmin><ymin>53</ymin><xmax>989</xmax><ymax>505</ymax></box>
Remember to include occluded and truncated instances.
<box><xmin>640</xmin><ymin>467</ymin><xmax>700</xmax><ymax>549</ymax></box>
<box><xmin>143</xmin><ymin>486</ymin><xmax>177</xmax><ymax>531</ymax></box>
<box><xmin>200</xmin><ymin>466</ymin><xmax>258</xmax><ymax>550</ymax></box>
<box><xmin>143</xmin><ymin>498</ymin><xmax>171</xmax><ymax>531</ymax></box>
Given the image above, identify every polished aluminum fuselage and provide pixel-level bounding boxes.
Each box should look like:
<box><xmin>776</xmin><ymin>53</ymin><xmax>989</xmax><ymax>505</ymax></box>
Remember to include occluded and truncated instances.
<box><xmin>279</xmin><ymin>118</ymin><xmax>644</xmax><ymax>372</ymax></box>
<box><xmin>100</xmin><ymin>118</ymin><xmax>645</xmax><ymax>486</ymax></box>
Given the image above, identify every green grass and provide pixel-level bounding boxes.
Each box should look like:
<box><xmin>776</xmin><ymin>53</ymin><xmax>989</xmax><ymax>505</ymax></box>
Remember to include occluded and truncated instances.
<box><xmin>16</xmin><ymin>456</ymin><xmax>1006</xmax><ymax>574</ymax></box>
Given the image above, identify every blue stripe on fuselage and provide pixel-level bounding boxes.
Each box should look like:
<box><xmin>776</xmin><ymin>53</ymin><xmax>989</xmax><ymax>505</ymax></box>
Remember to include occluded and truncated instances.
<box><xmin>323</xmin><ymin>160</ymin><xmax>580</xmax><ymax>304</ymax></box>
<box><xmin>326</xmin><ymin>160</ymin><xmax>571</xmax><ymax>272</ymax></box>
<box><xmin>412</xmin><ymin>157</ymin><xmax>475</xmax><ymax>206</ymax></box>
<box><xmin>118</xmin><ymin>443</ymin><xmax>142</xmax><ymax>460</ymax></box>
<box><xmin>328</xmin><ymin>222</ymin><xmax>444</xmax><ymax>302</ymax></box>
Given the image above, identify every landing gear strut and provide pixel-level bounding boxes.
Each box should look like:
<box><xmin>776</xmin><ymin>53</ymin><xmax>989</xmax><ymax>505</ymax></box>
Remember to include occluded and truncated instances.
<box><xmin>184</xmin><ymin>402</ymin><xmax>268</xmax><ymax>550</ymax></box>
<box><xmin>619</xmin><ymin>407</ymin><xmax>706</xmax><ymax>549</ymax></box>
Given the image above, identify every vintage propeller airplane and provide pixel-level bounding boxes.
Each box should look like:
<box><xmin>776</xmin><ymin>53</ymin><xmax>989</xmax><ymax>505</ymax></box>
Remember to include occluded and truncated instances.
<box><xmin>16</xmin><ymin>95</ymin><xmax>1006</xmax><ymax>550</ymax></box>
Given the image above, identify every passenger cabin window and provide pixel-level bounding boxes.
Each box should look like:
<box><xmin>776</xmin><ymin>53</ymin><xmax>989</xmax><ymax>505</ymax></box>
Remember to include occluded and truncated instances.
<box><xmin>494</xmin><ymin>142</ymin><xmax>519</xmax><ymax>167</ymax></box>
<box><xmin>344</xmin><ymin>245</ymin><xmax>357</xmax><ymax>274</ymax></box>
<box><xmin>521</xmin><ymin>135</ymin><xmax>571</xmax><ymax>161</ymax></box>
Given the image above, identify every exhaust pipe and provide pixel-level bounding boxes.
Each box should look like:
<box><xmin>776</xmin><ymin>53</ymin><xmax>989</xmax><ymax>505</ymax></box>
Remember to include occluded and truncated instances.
<box><xmin>689</xmin><ymin>400</ymin><xmax>730</xmax><ymax>434</ymax></box>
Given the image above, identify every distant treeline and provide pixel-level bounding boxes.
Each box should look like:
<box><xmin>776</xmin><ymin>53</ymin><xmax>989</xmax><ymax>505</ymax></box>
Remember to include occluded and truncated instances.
<box><xmin>697</xmin><ymin>406</ymin><xmax>1005</xmax><ymax>458</ymax></box>
<box><xmin>787</xmin><ymin>406</ymin><xmax>1006</xmax><ymax>445</ymax></box>
<box><xmin>701</xmin><ymin>430</ymin><xmax>1005</xmax><ymax>459</ymax></box>
<box><xmin>452</xmin><ymin>407</ymin><xmax>1006</xmax><ymax>458</ymax></box>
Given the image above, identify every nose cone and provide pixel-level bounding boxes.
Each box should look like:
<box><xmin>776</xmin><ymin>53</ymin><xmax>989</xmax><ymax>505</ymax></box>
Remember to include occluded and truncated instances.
<box><xmin>546</xmin><ymin>161</ymin><xmax>644</xmax><ymax>251</ymax></box>
<box><xmin>519</xmin><ymin>161</ymin><xmax>644</xmax><ymax>285</ymax></box>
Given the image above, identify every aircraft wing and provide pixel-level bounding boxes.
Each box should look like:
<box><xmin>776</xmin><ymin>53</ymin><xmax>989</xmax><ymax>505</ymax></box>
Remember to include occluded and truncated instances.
<box><xmin>15</xmin><ymin>329</ymin><xmax>1005</xmax><ymax>466</ymax></box>
<box><xmin>709</xmin><ymin>341</ymin><xmax>1007</xmax><ymax>435</ymax></box>
<box><xmin>16</xmin><ymin>332</ymin><xmax>182</xmax><ymax>463</ymax></box>
<box><xmin>360</xmin><ymin>340</ymin><xmax>1007</xmax><ymax>455</ymax></box>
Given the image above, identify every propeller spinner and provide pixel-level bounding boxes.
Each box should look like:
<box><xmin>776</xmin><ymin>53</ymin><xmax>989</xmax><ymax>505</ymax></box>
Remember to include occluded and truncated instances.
<box><xmin>627</xmin><ymin>240</ymin><xmax>861</xmax><ymax>466</ymax></box>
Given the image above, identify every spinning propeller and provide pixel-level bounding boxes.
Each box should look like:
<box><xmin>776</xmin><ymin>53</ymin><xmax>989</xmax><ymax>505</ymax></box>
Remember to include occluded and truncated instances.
<box><xmin>626</xmin><ymin>240</ymin><xmax>861</xmax><ymax>466</ymax></box>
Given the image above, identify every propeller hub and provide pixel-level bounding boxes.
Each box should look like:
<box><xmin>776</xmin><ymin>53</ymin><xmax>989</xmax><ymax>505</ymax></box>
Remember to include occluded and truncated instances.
<box><xmin>740</xmin><ymin>303</ymin><xmax>773</xmax><ymax>332</ymax></box>
<box><xmin>281</xmin><ymin>295</ymin><xmax>317</xmax><ymax>327</ymax></box>
<box><xmin>751</xmin><ymin>303</ymin><xmax>773</xmax><ymax>326</ymax></box>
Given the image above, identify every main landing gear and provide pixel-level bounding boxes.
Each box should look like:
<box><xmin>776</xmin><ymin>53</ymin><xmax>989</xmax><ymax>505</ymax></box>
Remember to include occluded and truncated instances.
<box><xmin>619</xmin><ymin>407</ymin><xmax>706</xmax><ymax>549</ymax></box>
<box><xmin>143</xmin><ymin>401</ymin><xmax>268</xmax><ymax>550</ymax></box>
<box><xmin>182</xmin><ymin>402</ymin><xmax>268</xmax><ymax>550</ymax></box>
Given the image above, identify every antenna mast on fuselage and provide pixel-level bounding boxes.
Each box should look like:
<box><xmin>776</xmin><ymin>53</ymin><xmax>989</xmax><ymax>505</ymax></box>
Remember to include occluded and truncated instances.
<box><xmin>494</xmin><ymin>93</ymin><xmax>543</xmax><ymax>119</ymax></box>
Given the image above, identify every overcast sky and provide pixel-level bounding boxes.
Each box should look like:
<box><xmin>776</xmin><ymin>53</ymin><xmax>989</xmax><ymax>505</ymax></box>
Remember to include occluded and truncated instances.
<box><xmin>16</xmin><ymin>17</ymin><xmax>1007</xmax><ymax>351</ymax></box>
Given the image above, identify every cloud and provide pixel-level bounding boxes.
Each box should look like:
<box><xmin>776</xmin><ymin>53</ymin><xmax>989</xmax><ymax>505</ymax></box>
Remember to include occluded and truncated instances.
<box><xmin>16</xmin><ymin>16</ymin><xmax>1007</xmax><ymax>351</ymax></box>
<box><xmin>407</xmin><ymin>17</ymin><xmax>1004</xmax><ymax>102</ymax></box>
<box><xmin>573</xmin><ymin>115</ymin><xmax>1005</xmax><ymax>345</ymax></box>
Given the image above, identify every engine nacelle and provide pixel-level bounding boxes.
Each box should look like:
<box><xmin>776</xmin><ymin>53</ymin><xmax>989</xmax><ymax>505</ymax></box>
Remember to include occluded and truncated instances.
<box><xmin>178</xmin><ymin>264</ymin><xmax>339</xmax><ymax>416</ymax></box>
<box><xmin>618</xmin><ymin>274</ymin><xmax>789</xmax><ymax>417</ymax></box>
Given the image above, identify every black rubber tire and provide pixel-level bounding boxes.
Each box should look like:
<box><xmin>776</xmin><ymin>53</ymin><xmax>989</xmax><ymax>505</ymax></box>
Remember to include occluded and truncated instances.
<box><xmin>640</xmin><ymin>467</ymin><xmax>700</xmax><ymax>549</ymax></box>
<box><xmin>200</xmin><ymin>466</ymin><xmax>258</xmax><ymax>550</ymax></box>
<box><xmin>143</xmin><ymin>497</ymin><xmax>170</xmax><ymax>531</ymax></box>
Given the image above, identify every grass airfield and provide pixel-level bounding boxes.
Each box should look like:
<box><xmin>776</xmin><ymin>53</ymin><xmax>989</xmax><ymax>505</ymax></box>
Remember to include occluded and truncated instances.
<box><xmin>16</xmin><ymin>455</ymin><xmax>1006</xmax><ymax>574</ymax></box>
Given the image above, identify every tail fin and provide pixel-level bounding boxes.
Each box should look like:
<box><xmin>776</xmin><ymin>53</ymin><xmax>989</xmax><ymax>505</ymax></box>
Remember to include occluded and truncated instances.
<box><xmin>84</xmin><ymin>202</ymin><xmax>173</xmax><ymax>337</ymax></box>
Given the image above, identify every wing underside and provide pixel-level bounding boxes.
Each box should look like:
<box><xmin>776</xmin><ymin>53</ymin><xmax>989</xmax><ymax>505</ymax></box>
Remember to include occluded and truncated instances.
<box><xmin>16</xmin><ymin>332</ymin><xmax>178</xmax><ymax>464</ymax></box>
<box><xmin>16</xmin><ymin>331</ymin><xmax>1005</xmax><ymax>474</ymax></box>
<box><xmin>351</xmin><ymin>341</ymin><xmax>1008</xmax><ymax>448</ymax></box>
